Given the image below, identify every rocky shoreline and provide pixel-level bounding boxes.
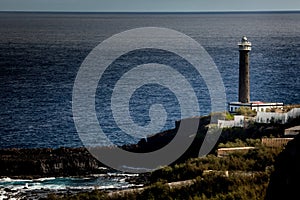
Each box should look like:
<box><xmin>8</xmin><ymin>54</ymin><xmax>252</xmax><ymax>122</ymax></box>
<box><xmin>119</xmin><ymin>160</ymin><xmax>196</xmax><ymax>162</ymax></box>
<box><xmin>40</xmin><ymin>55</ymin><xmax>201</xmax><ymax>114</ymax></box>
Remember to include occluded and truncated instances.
<box><xmin>0</xmin><ymin>173</ymin><xmax>147</xmax><ymax>200</ymax></box>
<box><xmin>1</xmin><ymin>113</ymin><xmax>294</xmax><ymax>178</ymax></box>
<box><xmin>1</xmin><ymin>114</ymin><xmax>299</xmax><ymax>199</ymax></box>
<box><xmin>0</xmin><ymin>117</ymin><xmax>206</xmax><ymax>200</ymax></box>
<box><xmin>0</xmin><ymin>116</ymin><xmax>211</xmax><ymax>178</ymax></box>
<box><xmin>0</xmin><ymin>147</ymin><xmax>113</xmax><ymax>179</ymax></box>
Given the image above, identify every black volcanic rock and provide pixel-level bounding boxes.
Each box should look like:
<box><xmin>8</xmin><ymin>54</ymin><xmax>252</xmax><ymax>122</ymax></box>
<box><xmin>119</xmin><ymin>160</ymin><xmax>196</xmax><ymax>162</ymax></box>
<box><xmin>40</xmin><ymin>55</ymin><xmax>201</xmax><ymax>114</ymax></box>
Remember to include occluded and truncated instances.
<box><xmin>0</xmin><ymin>116</ymin><xmax>211</xmax><ymax>178</ymax></box>
<box><xmin>1</xmin><ymin>115</ymin><xmax>298</xmax><ymax>178</ymax></box>
<box><xmin>121</xmin><ymin>116</ymin><xmax>211</xmax><ymax>152</ymax></box>
<box><xmin>266</xmin><ymin>134</ymin><xmax>300</xmax><ymax>200</ymax></box>
<box><xmin>0</xmin><ymin>147</ymin><xmax>109</xmax><ymax>178</ymax></box>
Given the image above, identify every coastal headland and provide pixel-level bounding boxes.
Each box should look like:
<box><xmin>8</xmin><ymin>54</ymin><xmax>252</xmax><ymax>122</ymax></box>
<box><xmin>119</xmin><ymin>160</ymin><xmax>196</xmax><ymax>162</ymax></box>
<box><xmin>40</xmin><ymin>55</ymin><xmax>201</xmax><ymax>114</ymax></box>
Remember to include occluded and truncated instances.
<box><xmin>1</xmin><ymin>111</ymin><xmax>298</xmax><ymax>179</ymax></box>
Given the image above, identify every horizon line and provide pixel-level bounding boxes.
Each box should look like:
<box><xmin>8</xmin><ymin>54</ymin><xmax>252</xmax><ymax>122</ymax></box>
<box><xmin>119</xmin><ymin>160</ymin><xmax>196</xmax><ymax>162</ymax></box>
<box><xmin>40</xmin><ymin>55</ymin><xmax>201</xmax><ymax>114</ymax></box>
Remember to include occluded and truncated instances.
<box><xmin>1</xmin><ymin>10</ymin><xmax>300</xmax><ymax>14</ymax></box>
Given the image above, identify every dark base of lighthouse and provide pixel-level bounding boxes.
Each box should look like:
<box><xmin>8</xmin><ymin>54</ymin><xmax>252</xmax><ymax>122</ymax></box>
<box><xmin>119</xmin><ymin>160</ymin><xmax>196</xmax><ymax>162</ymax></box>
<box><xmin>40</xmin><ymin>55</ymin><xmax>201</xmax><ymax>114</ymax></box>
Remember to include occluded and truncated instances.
<box><xmin>238</xmin><ymin>50</ymin><xmax>250</xmax><ymax>103</ymax></box>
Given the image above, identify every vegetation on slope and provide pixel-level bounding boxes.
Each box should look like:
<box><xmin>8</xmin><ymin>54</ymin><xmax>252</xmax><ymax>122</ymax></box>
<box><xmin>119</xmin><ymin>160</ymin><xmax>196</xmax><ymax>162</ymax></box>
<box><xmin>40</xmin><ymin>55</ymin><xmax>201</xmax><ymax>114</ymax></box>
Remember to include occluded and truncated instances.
<box><xmin>40</xmin><ymin>113</ymin><xmax>300</xmax><ymax>199</ymax></box>
<box><xmin>46</xmin><ymin>139</ymin><xmax>284</xmax><ymax>200</ymax></box>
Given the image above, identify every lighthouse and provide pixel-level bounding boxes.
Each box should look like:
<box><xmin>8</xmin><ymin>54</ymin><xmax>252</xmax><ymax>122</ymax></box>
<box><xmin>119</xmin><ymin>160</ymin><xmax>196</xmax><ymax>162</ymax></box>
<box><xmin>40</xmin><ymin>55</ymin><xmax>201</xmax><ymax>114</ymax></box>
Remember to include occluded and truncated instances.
<box><xmin>228</xmin><ymin>36</ymin><xmax>283</xmax><ymax>113</ymax></box>
<box><xmin>238</xmin><ymin>36</ymin><xmax>251</xmax><ymax>103</ymax></box>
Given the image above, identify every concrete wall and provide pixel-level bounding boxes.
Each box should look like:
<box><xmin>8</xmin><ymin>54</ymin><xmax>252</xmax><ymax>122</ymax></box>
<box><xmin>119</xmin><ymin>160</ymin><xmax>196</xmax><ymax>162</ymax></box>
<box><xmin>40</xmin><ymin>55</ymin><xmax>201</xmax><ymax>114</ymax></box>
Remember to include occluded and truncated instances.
<box><xmin>218</xmin><ymin>115</ymin><xmax>244</xmax><ymax>128</ymax></box>
<box><xmin>261</xmin><ymin>138</ymin><xmax>293</xmax><ymax>148</ymax></box>
<box><xmin>217</xmin><ymin>147</ymin><xmax>255</xmax><ymax>157</ymax></box>
<box><xmin>256</xmin><ymin>108</ymin><xmax>300</xmax><ymax>124</ymax></box>
<box><xmin>284</xmin><ymin>126</ymin><xmax>300</xmax><ymax>136</ymax></box>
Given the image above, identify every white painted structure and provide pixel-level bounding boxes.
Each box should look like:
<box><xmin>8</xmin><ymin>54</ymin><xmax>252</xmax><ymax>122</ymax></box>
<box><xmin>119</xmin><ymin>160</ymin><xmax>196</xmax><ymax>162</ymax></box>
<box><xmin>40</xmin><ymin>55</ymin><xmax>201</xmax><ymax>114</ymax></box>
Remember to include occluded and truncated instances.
<box><xmin>218</xmin><ymin>120</ymin><xmax>235</xmax><ymax>128</ymax></box>
<box><xmin>256</xmin><ymin>108</ymin><xmax>300</xmax><ymax>124</ymax></box>
<box><xmin>217</xmin><ymin>147</ymin><xmax>255</xmax><ymax>157</ymax></box>
<box><xmin>238</xmin><ymin>36</ymin><xmax>252</xmax><ymax>51</ymax></box>
<box><xmin>284</xmin><ymin>126</ymin><xmax>300</xmax><ymax>136</ymax></box>
<box><xmin>228</xmin><ymin>101</ymin><xmax>284</xmax><ymax>113</ymax></box>
<box><xmin>218</xmin><ymin>115</ymin><xmax>244</xmax><ymax>128</ymax></box>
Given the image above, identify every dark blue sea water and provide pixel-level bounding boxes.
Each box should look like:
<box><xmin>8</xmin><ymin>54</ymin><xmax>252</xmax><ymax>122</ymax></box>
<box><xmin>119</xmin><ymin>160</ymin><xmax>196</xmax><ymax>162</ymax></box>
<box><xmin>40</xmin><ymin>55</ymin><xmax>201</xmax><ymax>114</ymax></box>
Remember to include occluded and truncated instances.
<box><xmin>0</xmin><ymin>12</ymin><xmax>299</xmax><ymax>148</ymax></box>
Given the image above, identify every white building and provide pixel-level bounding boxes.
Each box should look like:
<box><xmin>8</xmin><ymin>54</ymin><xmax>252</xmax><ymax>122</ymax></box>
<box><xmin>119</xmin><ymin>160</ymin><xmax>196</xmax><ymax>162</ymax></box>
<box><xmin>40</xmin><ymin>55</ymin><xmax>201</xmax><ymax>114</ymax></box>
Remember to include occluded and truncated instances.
<box><xmin>218</xmin><ymin>115</ymin><xmax>245</xmax><ymax>128</ymax></box>
<box><xmin>256</xmin><ymin>108</ymin><xmax>300</xmax><ymax>124</ymax></box>
<box><xmin>228</xmin><ymin>101</ymin><xmax>283</xmax><ymax>113</ymax></box>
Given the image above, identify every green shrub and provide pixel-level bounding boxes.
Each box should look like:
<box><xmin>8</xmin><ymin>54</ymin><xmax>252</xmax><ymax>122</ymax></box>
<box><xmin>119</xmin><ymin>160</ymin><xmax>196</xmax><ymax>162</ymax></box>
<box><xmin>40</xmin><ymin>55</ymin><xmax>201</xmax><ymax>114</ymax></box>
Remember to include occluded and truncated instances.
<box><xmin>235</xmin><ymin>107</ymin><xmax>257</xmax><ymax>117</ymax></box>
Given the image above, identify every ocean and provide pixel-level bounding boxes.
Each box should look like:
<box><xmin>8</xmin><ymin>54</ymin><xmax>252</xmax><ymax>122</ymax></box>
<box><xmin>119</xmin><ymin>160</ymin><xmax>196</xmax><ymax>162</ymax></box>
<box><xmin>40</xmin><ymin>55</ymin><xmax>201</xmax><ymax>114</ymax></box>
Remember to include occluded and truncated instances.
<box><xmin>0</xmin><ymin>173</ymin><xmax>143</xmax><ymax>199</ymax></box>
<box><xmin>0</xmin><ymin>12</ymin><xmax>299</xmax><ymax>149</ymax></box>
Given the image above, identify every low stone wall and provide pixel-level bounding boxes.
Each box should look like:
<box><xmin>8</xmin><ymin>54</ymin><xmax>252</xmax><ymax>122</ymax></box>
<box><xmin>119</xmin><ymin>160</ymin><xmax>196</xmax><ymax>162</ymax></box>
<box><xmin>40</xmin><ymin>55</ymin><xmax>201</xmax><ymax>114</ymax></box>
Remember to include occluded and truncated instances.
<box><xmin>261</xmin><ymin>138</ymin><xmax>293</xmax><ymax>148</ymax></box>
<box><xmin>217</xmin><ymin>147</ymin><xmax>256</xmax><ymax>157</ymax></box>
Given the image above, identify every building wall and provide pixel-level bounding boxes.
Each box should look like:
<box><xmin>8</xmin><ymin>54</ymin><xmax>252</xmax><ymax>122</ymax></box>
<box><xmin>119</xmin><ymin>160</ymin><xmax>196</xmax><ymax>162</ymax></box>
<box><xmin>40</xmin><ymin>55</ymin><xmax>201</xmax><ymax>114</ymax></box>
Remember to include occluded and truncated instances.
<box><xmin>256</xmin><ymin>108</ymin><xmax>300</xmax><ymax>124</ymax></box>
<box><xmin>218</xmin><ymin>115</ymin><xmax>244</xmax><ymax>128</ymax></box>
<box><xmin>217</xmin><ymin>147</ymin><xmax>255</xmax><ymax>157</ymax></box>
<box><xmin>261</xmin><ymin>138</ymin><xmax>293</xmax><ymax>148</ymax></box>
<box><xmin>252</xmin><ymin>106</ymin><xmax>279</xmax><ymax>112</ymax></box>
<box><xmin>229</xmin><ymin>105</ymin><xmax>240</xmax><ymax>112</ymax></box>
<box><xmin>218</xmin><ymin>120</ymin><xmax>235</xmax><ymax>128</ymax></box>
<box><xmin>256</xmin><ymin>112</ymin><xmax>287</xmax><ymax>124</ymax></box>
<box><xmin>284</xmin><ymin>126</ymin><xmax>300</xmax><ymax>136</ymax></box>
<box><xmin>228</xmin><ymin>103</ymin><xmax>283</xmax><ymax>113</ymax></box>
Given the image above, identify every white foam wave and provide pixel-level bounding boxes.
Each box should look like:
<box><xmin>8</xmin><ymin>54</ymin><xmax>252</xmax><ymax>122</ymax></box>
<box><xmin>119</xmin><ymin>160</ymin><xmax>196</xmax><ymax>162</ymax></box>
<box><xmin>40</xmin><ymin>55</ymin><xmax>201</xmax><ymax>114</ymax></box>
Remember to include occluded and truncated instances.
<box><xmin>34</xmin><ymin>177</ymin><xmax>56</xmax><ymax>182</ymax></box>
<box><xmin>0</xmin><ymin>174</ymin><xmax>143</xmax><ymax>200</ymax></box>
<box><xmin>107</xmin><ymin>172</ymin><xmax>139</xmax><ymax>177</ymax></box>
<box><xmin>0</xmin><ymin>177</ymin><xmax>33</xmax><ymax>183</ymax></box>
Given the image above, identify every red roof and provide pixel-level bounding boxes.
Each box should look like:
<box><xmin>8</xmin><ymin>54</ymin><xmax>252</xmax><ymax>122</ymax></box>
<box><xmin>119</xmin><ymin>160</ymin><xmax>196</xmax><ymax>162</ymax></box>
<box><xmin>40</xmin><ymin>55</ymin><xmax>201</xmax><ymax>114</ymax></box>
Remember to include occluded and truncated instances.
<box><xmin>251</xmin><ymin>101</ymin><xmax>264</xmax><ymax>104</ymax></box>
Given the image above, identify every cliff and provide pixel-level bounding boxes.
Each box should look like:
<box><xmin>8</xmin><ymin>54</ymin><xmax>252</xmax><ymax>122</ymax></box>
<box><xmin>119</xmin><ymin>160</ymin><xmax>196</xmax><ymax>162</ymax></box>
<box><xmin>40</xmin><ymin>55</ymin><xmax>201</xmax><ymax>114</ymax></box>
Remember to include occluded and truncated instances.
<box><xmin>0</xmin><ymin>147</ymin><xmax>109</xmax><ymax>178</ymax></box>
<box><xmin>0</xmin><ymin>116</ymin><xmax>211</xmax><ymax>178</ymax></box>
<box><xmin>0</xmin><ymin>114</ymin><xmax>298</xmax><ymax>178</ymax></box>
